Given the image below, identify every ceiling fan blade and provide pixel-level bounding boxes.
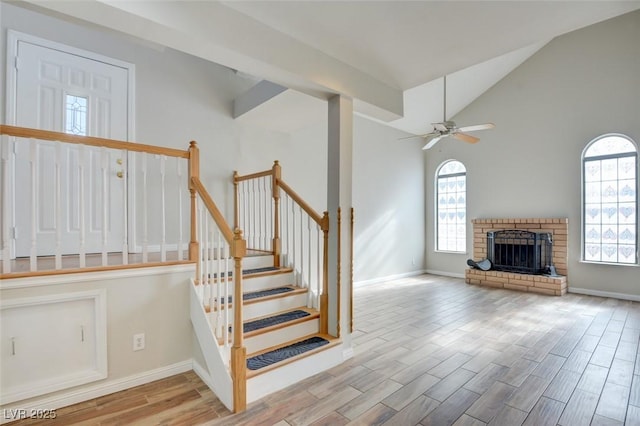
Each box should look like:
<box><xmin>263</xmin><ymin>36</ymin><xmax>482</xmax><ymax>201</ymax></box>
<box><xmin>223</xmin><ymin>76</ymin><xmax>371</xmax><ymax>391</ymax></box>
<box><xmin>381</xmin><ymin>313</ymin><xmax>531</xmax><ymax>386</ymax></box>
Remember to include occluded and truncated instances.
<box><xmin>422</xmin><ymin>135</ymin><xmax>443</xmax><ymax>150</ymax></box>
<box><xmin>432</xmin><ymin>122</ymin><xmax>448</xmax><ymax>132</ymax></box>
<box><xmin>457</xmin><ymin>123</ymin><xmax>495</xmax><ymax>133</ymax></box>
<box><xmin>398</xmin><ymin>133</ymin><xmax>430</xmax><ymax>141</ymax></box>
<box><xmin>453</xmin><ymin>132</ymin><xmax>480</xmax><ymax>144</ymax></box>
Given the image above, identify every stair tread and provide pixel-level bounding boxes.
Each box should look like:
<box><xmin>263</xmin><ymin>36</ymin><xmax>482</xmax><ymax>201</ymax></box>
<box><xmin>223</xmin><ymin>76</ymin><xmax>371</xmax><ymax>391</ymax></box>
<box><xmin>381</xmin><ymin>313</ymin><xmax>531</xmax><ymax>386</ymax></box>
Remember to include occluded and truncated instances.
<box><xmin>244</xmin><ymin>307</ymin><xmax>318</xmax><ymax>335</ymax></box>
<box><xmin>246</xmin><ymin>334</ymin><xmax>340</xmax><ymax>376</ymax></box>
<box><xmin>210</xmin><ymin>266</ymin><xmax>292</xmax><ymax>279</ymax></box>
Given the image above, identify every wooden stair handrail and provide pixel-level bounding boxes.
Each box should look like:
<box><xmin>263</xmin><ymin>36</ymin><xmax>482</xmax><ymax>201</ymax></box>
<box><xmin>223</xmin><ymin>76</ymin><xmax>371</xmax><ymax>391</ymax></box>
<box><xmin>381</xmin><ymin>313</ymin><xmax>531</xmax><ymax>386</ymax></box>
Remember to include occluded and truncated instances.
<box><xmin>234</xmin><ymin>169</ymin><xmax>273</xmax><ymax>182</ymax></box>
<box><xmin>191</xmin><ymin>177</ymin><xmax>235</xmax><ymax>246</ymax></box>
<box><xmin>0</xmin><ymin>125</ymin><xmax>189</xmax><ymax>159</ymax></box>
<box><xmin>276</xmin><ymin>178</ymin><xmax>327</xmax><ymax>230</ymax></box>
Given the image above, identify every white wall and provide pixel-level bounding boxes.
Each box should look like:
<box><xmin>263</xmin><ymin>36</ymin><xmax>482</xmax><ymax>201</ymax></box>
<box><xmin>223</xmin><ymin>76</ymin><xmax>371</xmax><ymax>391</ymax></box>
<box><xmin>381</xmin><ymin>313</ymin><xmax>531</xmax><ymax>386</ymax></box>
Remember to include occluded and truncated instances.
<box><xmin>426</xmin><ymin>10</ymin><xmax>640</xmax><ymax>297</ymax></box>
<box><xmin>0</xmin><ymin>266</ymin><xmax>194</xmax><ymax>411</ymax></box>
<box><xmin>353</xmin><ymin>115</ymin><xmax>426</xmax><ymax>283</ymax></box>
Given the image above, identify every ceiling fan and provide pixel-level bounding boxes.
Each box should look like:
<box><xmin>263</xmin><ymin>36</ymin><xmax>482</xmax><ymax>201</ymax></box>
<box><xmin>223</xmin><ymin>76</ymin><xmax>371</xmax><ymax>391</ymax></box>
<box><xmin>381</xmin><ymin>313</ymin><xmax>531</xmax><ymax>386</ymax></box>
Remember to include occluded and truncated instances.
<box><xmin>400</xmin><ymin>75</ymin><xmax>495</xmax><ymax>150</ymax></box>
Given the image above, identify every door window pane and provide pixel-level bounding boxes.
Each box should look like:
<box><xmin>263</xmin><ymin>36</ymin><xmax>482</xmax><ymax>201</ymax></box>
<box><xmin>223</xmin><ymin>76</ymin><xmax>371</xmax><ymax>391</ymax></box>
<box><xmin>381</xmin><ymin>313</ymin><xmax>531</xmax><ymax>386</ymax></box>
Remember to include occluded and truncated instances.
<box><xmin>65</xmin><ymin>94</ymin><xmax>88</xmax><ymax>136</ymax></box>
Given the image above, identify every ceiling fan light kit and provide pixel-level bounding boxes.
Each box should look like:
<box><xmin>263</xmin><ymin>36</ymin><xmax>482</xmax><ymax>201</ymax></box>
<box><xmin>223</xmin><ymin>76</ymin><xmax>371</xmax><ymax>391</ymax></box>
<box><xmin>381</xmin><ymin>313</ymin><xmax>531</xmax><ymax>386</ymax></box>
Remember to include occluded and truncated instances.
<box><xmin>401</xmin><ymin>75</ymin><xmax>495</xmax><ymax>149</ymax></box>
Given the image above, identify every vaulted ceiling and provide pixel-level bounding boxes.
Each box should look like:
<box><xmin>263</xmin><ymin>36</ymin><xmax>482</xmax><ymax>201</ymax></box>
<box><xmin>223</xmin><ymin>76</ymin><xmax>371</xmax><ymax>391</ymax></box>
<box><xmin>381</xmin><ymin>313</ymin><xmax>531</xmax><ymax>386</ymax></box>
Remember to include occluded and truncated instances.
<box><xmin>24</xmin><ymin>0</ymin><xmax>640</xmax><ymax>135</ymax></box>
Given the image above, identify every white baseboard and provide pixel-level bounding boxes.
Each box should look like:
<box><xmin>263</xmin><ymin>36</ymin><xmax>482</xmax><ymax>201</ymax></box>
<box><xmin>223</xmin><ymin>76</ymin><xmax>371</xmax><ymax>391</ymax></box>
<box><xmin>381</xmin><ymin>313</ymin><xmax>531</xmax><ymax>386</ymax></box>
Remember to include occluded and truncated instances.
<box><xmin>354</xmin><ymin>270</ymin><xmax>426</xmax><ymax>287</ymax></box>
<box><xmin>342</xmin><ymin>347</ymin><xmax>355</xmax><ymax>360</ymax></box>
<box><xmin>568</xmin><ymin>287</ymin><xmax>640</xmax><ymax>302</ymax></box>
<box><xmin>0</xmin><ymin>360</ymin><xmax>193</xmax><ymax>424</ymax></box>
<box><xmin>424</xmin><ymin>269</ymin><xmax>466</xmax><ymax>279</ymax></box>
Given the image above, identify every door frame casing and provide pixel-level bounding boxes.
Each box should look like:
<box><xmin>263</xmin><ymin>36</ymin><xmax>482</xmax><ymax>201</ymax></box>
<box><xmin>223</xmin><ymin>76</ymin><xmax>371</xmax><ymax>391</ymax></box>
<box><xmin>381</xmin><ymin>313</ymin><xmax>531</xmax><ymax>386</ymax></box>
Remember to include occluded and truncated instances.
<box><xmin>4</xmin><ymin>30</ymin><xmax>137</xmax><ymax>259</ymax></box>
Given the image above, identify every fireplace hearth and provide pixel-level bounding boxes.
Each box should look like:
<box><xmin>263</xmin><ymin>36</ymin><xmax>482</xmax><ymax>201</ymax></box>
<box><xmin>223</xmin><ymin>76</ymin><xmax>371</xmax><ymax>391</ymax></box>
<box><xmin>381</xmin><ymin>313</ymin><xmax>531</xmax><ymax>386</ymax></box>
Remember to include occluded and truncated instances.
<box><xmin>487</xmin><ymin>230</ymin><xmax>552</xmax><ymax>275</ymax></box>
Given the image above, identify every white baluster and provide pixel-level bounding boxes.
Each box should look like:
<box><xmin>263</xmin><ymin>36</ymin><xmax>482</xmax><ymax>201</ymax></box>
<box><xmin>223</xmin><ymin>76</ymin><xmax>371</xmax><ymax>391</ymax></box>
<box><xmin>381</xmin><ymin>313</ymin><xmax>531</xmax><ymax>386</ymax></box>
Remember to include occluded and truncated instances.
<box><xmin>121</xmin><ymin>149</ymin><xmax>128</xmax><ymax>265</ymax></box>
<box><xmin>252</xmin><ymin>179</ymin><xmax>258</xmax><ymax>249</ymax></box>
<box><xmin>197</xmin><ymin>199</ymin><xmax>204</xmax><ymax>300</ymax></box>
<box><xmin>267</xmin><ymin>177</ymin><xmax>273</xmax><ymax>250</ymax></box>
<box><xmin>243</xmin><ymin>181</ymin><xmax>249</xmax><ymax>247</ymax></box>
<box><xmin>210</xmin><ymin>222</ymin><xmax>216</xmax><ymax>324</ymax></box>
<box><xmin>291</xmin><ymin>199</ymin><xmax>296</xmax><ymax>284</ymax></box>
<box><xmin>203</xmin><ymin>212</ymin><xmax>210</xmax><ymax>315</ymax></box>
<box><xmin>299</xmin><ymin>205</ymin><xmax>304</xmax><ymax>288</ymax></box>
<box><xmin>54</xmin><ymin>143</ymin><xmax>62</xmax><ymax>269</ymax></box>
<box><xmin>141</xmin><ymin>154</ymin><xmax>148</xmax><ymax>263</ymax></box>
<box><xmin>176</xmin><ymin>159</ymin><xmax>183</xmax><ymax>260</ymax></box>
<box><xmin>29</xmin><ymin>138</ymin><xmax>37</xmax><ymax>271</ymax></box>
<box><xmin>101</xmin><ymin>147</ymin><xmax>108</xmax><ymax>266</ymax></box>
<box><xmin>283</xmin><ymin>194</ymin><xmax>289</xmax><ymax>266</ymax></box>
<box><xmin>316</xmin><ymin>223</ymin><xmax>321</xmax><ymax>309</ymax></box>
<box><xmin>259</xmin><ymin>176</ymin><xmax>265</xmax><ymax>250</ymax></box>
<box><xmin>307</xmin><ymin>215</ymin><xmax>312</xmax><ymax>307</ymax></box>
<box><xmin>160</xmin><ymin>155</ymin><xmax>167</xmax><ymax>262</ymax></box>
<box><xmin>1</xmin><ymin>136</ymin><xmax>10</xmax><ymax>273</ymax></box>
<box><xmin>79</xmin><ymin>146</ymin><xmax>86</xmax><ymax>268</ymax></box>
<box><xmin>216</xmin><ymin>230</ymin><xmax>222</xmax><ymax>338</ymax></box>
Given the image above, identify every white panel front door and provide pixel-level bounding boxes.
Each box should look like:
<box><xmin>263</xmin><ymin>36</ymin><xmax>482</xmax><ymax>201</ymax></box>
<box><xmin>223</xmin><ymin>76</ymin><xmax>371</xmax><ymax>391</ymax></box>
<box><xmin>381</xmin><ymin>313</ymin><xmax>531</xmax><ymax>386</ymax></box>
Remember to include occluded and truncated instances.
<box><xmin>13</xmin><ymin>40</ymin><xmax>129</xmax><ymax>256</ymax></box>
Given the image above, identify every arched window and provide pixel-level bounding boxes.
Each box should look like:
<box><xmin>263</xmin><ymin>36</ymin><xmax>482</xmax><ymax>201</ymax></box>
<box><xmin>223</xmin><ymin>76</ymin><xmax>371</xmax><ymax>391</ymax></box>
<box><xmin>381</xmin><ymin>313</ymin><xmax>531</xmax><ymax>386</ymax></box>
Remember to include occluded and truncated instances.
<box><xmin>583</xmin><ymin>134</ymin><xmax>638</xmax><ymax>264</ymax></box>
<box><xmin>436</xmin><ymin>160</ymin><xmax>466</xmax><ymax>252</ymax></box>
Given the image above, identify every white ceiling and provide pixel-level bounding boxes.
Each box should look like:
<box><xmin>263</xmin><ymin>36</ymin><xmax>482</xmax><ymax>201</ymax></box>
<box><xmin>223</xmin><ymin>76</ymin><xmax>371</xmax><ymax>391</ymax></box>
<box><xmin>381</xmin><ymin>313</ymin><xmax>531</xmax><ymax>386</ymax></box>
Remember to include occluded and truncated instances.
<box><xmin>25</xmin><ymin>0</ymin><xmax>640</xmax><ymax>135</ymax></box>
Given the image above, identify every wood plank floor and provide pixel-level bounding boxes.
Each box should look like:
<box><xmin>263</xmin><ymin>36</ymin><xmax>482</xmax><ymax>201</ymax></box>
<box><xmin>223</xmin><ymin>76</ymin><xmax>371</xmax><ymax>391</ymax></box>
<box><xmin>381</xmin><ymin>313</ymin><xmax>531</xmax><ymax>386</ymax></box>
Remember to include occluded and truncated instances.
<box><xmin>8</xmin><ymin>274</ymin><xmax>640</xmax><ymax>425</ymax></box>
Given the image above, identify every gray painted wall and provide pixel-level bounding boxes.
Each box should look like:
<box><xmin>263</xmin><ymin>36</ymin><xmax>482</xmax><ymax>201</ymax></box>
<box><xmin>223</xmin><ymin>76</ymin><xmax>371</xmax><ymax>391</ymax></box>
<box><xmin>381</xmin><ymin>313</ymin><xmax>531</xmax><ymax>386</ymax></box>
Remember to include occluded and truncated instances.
<box><xmin>1</xmin><ymin>2</ymin><xmax>425</xmax><ymax>285</ymax></box>
<box><xmin>426</xmin><ymin>10</ymin><xmax>640</xmax><ymax>297</ymax></box>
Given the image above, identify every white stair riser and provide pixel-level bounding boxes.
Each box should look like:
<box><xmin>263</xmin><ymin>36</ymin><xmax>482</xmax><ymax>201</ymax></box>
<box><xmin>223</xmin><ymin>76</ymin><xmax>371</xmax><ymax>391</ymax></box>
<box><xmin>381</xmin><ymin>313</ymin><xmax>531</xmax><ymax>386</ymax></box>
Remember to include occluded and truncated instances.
<box><xmin>247</xmin><ymin>343</ymin><xmax>345</xmax><ymax>403</ymax></box>
<box><xmin>245</xmin><ymin>318</ymin><xmax>320</xmax><ymax>354</ymax></box>
<box><xmin>243</xmin><ymin>255</ymin><xmax>274</xmax><ymax>270</ymax></box>
<box><xmin>244</xmin><ymin>293</ymin><xmax>308</xmax><ymax>320</ymax></box>
<box><xmin>210</xmin><ymin>293</ymin><xmax>309</xmax><ymax>323</ymax></box>
<box><xmin>243</xmin><ymin>272</ymin><xmax>293</xmax><ymax>293</ymax></box>
<box><xmin>207</xmin><ymin>273</ymin><xmax>295</xmax><ymax>300</ymax></box>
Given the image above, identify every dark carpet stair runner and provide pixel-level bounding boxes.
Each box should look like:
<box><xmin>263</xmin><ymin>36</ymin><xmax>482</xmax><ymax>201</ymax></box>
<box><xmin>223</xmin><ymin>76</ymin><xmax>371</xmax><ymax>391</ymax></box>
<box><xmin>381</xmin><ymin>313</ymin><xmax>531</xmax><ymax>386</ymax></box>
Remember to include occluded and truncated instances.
<box><xmin>244</xmin><ymin>310</ymin><xmax>310</xmax><ymax>333</ymax></box>
<box><xmin>210</xmin><ymin>266</ymin><xmax>280</xmax><ymax>279</ymax></box>
<box><xmin>246</xmin><ymin>336</ymin><xmax>330</xmax><ymax>371</ymax></box>
<box><xmin>220</xmin><ymin>286</ymin><xmax>294</xmax><ymax>304</ymax></box>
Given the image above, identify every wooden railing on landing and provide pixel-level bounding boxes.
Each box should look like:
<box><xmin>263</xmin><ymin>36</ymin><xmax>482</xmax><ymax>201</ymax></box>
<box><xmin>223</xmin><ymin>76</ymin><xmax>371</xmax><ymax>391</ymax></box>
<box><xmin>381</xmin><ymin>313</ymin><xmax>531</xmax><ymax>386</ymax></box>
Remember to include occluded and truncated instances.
<box><xmin>234</xmin><ymin>161</ymin><xmax>330</xmax><ymax>335</ymax></box>
<box><xmin>0</xmin><ymin>125</ymin><xmax>192</xmax><ymax>277</ymax></box>
<box><xmin>1</xmin><ymin>125</ymin><xmax>248</xmax><ymax>412</ymax></box>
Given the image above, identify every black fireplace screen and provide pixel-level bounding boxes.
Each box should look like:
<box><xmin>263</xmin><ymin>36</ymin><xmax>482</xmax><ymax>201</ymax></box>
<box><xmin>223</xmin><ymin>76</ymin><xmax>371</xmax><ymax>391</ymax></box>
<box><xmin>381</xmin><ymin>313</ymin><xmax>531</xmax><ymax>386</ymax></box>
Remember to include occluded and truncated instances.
<box><xmin>487</xmin><ymin>230</ymin><xmax>553</xmax><ymax>274</ymax></box>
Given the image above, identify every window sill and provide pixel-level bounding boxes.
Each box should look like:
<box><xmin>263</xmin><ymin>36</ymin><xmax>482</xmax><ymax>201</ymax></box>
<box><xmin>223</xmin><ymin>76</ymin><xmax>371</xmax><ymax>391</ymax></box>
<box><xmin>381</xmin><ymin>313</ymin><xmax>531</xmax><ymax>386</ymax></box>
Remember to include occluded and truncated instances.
<box><xmin>435</xmin><ymin>250</ymin><xmax>468</xmax><ymax>255</ymax></box>
<box><xmin>579</xmin><ymin>260</ymin><xmax>640</xmax><ymax>268</ymax></box>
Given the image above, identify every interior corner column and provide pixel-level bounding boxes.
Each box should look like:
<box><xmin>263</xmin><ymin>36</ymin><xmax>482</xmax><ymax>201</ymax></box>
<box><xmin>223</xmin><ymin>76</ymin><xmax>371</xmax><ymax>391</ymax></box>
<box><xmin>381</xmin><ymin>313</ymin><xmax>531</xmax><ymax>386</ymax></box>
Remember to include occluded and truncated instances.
<box><xmin>327</xmin><ymin>94</ymin><xmax>353</xmax><ymax>338</ymax></box>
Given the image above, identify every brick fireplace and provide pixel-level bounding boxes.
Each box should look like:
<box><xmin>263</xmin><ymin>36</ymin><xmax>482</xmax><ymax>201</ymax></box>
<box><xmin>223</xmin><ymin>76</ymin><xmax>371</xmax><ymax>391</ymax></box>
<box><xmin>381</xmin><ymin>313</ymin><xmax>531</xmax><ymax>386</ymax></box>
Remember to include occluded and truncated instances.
<box><xmin>465</xmin><ymin>218</ymin><xmax>568</xmax><ymax>296</ymax></box>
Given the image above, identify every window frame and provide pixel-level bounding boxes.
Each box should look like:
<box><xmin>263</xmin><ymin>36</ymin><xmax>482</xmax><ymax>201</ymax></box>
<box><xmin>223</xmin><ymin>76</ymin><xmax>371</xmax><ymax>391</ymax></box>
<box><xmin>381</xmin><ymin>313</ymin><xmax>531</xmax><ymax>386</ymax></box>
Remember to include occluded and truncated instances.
<box><xmin>435</xmin><ymin>159</ymin><xmax>467</xmax><ymax>253</ymax></box>
<box><xmin>581</xmin><ymin>133</ymin><xmax>639</xmax><ymax>266</ymax></box>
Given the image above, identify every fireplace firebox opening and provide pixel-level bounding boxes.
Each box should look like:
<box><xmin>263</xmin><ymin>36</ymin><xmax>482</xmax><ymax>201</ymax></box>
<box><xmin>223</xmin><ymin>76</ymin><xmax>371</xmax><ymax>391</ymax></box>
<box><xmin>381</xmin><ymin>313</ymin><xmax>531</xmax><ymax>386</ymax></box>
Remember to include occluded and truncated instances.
<box><xmin>487</xmin><ymin>230</ymin><xmax>553</xmax><ymax>275</ymax></box>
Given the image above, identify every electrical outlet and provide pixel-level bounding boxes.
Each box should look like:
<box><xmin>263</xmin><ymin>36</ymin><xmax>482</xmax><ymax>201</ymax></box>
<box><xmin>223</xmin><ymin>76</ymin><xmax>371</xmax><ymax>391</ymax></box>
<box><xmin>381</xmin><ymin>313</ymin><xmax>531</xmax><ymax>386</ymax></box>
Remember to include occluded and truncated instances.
<box><xmin>133</xmin><ymin>333</ymin><xmax>145</xmax><ymax>351</ymax></box>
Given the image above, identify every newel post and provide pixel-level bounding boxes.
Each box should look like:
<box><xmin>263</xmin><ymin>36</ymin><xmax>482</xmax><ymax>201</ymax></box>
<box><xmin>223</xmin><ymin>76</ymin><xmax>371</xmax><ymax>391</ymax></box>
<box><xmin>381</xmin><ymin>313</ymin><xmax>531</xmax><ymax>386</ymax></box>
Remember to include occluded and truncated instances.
<box><xmin>231</xmin><ymin>228</ymin><xmax>247</xmax><ymax>412</ymax></box>
<box><xmin>272</xmin><ymin>161</ymin><xmax>282</xmax><ymax>267</ymax></box>
<box><xmin>320</xmin><ymin>211</ymin><xmax>330</xmax><ymax>335</ymax></box>
<box><xmin>188</xmin><ymin>141</ymin><xmax>200</xmax><ymax>278</ymax></box>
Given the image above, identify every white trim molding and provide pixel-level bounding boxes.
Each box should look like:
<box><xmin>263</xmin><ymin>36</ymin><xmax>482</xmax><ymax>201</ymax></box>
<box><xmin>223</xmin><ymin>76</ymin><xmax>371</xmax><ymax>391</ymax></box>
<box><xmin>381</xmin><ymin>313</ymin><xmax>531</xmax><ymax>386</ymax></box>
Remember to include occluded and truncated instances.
<box><xmin>354</xmin><ymin>269</ymin><xmax>427</xmax><ymax>287</ymax></box>
<box><xmin>0</xmin><ymin>289</ymin><xmax>108</xmax><ymax>404</ymax></box>
<box><xmin>568</xmin><ymin>287</ymin><xmax>640</xmax><ymax>302</ymax></box>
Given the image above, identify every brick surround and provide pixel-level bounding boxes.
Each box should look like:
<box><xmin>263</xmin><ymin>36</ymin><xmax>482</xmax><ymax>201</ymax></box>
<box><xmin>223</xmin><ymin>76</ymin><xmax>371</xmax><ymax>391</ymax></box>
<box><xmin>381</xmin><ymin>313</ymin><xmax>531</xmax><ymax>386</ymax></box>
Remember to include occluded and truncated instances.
<box><xmin>465</xmin><ymin>218</ymin><xmax>568</xmax><ymax>296</ymax></box>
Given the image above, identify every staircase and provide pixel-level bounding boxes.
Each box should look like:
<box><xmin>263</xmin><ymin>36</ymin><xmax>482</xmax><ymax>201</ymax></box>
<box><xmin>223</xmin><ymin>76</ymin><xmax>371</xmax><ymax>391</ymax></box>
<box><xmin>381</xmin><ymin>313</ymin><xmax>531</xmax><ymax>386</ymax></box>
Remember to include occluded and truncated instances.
<box><xmin>192</xmin><ymin>250</ymin><xmax>343</xmax><ymax>408</ymax></box>
<box><xmin>191</xmin><ymin>161</ymin><xmax>342</xmax><ymax>411</ymax></box>
<box><xmin>0</xmin><ymin>126</ymin><xmax>345</xmax><ymax>414</ymax></box>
